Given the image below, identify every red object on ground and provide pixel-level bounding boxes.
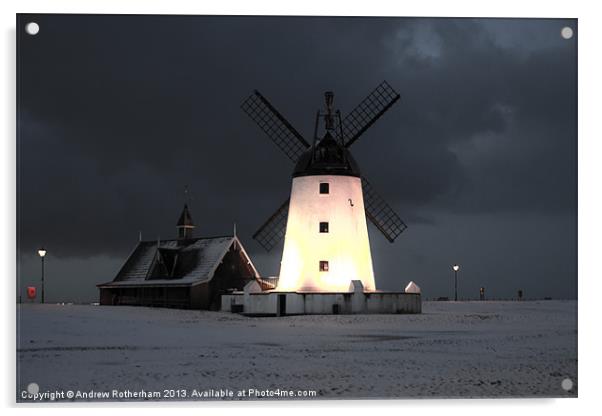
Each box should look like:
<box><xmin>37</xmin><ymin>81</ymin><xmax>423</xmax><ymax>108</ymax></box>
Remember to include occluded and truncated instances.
<box><xmin>27</xmin><ymin>286</ymin><xmax>36</xmax><ymax>300</ymax></box>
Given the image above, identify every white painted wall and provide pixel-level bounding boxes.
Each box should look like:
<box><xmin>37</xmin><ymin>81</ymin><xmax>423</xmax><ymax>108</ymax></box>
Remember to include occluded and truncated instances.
<box><xmin>220</xmin><ymin>291</ymin><xmax>421</xmax><ymax>315</ymax></box>
<box><xmin>243</xmin><ymin>293</ymin><xmax>277</xmax><ymax>315</ymax></box>
<box><xmin>220</xmin><ymin>294</ymin><xmax>243</xmax><ymax>312</ymax></box>
<box><xmin>278</xmin><ymin>175</ymin><xmax>376</xmax><ymax>292</ymax></box>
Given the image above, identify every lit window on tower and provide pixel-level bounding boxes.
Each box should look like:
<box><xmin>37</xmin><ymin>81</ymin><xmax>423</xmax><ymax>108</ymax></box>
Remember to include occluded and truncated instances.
<box><xmin>319</xmin><ymin>261</ymin><xmax>329</xmax><ymax>272</ymax></box>
<box><xmin>319</xmin><ymin>182</ymin><xmax>329</xmax><ymax>194</ymax></box>
<box><xmin>319</xmin><ymin>222</ymin><xmax>329</xmax><ymax>233</ymax></box>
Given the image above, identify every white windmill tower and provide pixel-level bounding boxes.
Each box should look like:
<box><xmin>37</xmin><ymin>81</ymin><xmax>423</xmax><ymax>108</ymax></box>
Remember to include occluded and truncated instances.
<box><xmin>241</xmin><ymin>82</ymin><xmax>407</xmax><ymax>293</ymax></box>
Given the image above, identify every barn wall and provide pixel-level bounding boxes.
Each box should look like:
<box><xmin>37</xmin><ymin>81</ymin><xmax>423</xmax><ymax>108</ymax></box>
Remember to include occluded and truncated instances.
<box><xmin>190</xmin><ymin>283</ymin><xmax>210</xmax><ymax>309</ymax></box>
<box><xmin>208</xmin><ymin>244</ymin><xmax>257</xmax><ymax>310</ymax></box>
<box><xmin>99</xmin><ymin>288</ymin><xmax>113</xmax><ymax>305</ymax></box>
<box><xmin>98</xmin><ymin>286</ymin><xmax>191</xmax><ymax>308</ymax></box>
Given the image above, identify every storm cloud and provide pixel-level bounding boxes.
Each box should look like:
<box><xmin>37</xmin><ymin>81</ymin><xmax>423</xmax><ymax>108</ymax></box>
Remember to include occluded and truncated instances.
<box><xmin>17</xmin><ymin>15</ymin><xmax>577</xmax><ymax>301</ymax></box>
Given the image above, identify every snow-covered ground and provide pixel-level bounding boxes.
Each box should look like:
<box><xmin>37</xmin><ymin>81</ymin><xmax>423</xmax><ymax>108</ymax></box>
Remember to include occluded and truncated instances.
<box><xmin>16</xmin><ymin>301</ymin><xmax>577</xmax><ymax>401</ymax></box>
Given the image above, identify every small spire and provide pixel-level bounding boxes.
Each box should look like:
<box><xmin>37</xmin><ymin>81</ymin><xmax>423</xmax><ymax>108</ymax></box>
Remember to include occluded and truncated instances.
<box><xmin>139</xmin><ymin>231</ymin><xmax>142</xmax><ymax>242</ymax></box>
<box><xmin>177</xmin><ymin>204</ymin><xmax>194</xmax><ymax>227</ymax></box>
<box><xmin>176</xmin><ymin>204</ymin><xmax>195</xmax><ymax>239</ymax></box>
<box><xmin>233</xmin><ymin>222</ymin><xmax>238</xmax><ymax>250</ymax></box>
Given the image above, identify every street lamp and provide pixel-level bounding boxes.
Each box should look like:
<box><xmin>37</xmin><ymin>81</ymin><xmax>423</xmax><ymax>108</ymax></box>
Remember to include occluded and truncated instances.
<box><xmin>452</xmin><ymin>264</ymin><xmax>460</xmax><ymax>301</ymax></box>
<box><xmin>38</xmin><ymin>248</ymin><xmax>46</xmax><ymax>303</ymax></box>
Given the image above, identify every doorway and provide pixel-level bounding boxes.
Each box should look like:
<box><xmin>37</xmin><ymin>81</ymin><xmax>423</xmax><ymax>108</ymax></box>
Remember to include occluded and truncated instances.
<box><xmin>278</xmin><ymin>294</ymin><xmax>286</xmax><ymax>316</ymax></box>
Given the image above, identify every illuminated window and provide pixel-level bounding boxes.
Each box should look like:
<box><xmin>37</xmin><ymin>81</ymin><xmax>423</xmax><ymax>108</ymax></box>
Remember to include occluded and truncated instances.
<box><xmin>319</xmin><ymin>183</ymin><xmax>329</xmax><ymax>194</ymax></box>
<box><xmin>319</xmin><ymin>222</ymin><xmax>329</xmax><ymax>233</ymax></box>
<box><xmin>319</xmin><ymin>261</ymin><xmax>329</xmax><ymax>272</ymax></box>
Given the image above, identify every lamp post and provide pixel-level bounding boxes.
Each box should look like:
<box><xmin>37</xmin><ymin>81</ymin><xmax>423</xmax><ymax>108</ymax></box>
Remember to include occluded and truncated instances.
<box><xmin>452</xmin><ymin>264</ymin><xmax>460</xmax><ymax>301</ymax></box>
<box><xmin>38</xmin><ymin>248</ymin><xmax>46</xmax><ymax>303</ymax></box>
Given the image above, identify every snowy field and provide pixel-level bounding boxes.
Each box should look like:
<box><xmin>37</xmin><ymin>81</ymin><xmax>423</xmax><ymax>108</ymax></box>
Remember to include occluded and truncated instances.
<box><xmin>16</xmin><ymin>301</ymin><xmax>577</xmax><ymax>401</ymax></box>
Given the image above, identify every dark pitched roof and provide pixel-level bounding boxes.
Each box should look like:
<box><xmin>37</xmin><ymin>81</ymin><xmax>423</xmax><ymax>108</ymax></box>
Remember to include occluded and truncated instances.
<box><xmin>97</xmin><ymin>236</ymin><xmax>259</xmax><ymax>288</ymax></box>
<box><xmin>177</xmin><ymin>204</ymin><xmax>194</xmax><ymax>227</ymax></box>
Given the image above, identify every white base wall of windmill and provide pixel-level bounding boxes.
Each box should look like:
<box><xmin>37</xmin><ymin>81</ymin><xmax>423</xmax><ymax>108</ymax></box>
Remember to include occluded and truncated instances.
<box><xmin>221</xmin><ymin>280</ymin><xmax>422</xmax><ymax>315</ymax></box>
<box><xmin>278</xmin><ymin>174</ymin><xmax>376</xmax><ymax>293</ymax></box>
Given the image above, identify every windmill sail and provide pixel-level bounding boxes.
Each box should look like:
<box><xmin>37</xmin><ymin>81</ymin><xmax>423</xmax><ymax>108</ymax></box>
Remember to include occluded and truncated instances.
<box><xmin>252</xmin><ymin>198</ymin><xmax>290</xmax><ymax>251</ymax></box>
<box><xmin>242</xmin><ymin>82</ymin><xmax>407</xmax><ymax>251</ymax></box>
<box><xmin>336</xmin><ymin>81</ymin><xmax>400</xmax><ymax>148</ymax></box>
<box><xmin>241</xmin><ymin>90</ymin><xmax>310</xmax><ymax>162</ymax></box>
<box><xmin>361</xmin><ymin>177</ymin><xmax>407</xmax><ymax>242</ymax></box>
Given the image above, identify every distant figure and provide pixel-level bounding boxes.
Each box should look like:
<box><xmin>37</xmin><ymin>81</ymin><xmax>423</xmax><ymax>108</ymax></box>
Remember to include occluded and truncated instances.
<box><xmin>518</xmin><ymin>289</ymin><xmax>523</xmax><ymax>301</ymax></box>
<box><xmin>479</xmin><ymin>287</ymin><xmax>485</xmax><ymax>301</ymax></box>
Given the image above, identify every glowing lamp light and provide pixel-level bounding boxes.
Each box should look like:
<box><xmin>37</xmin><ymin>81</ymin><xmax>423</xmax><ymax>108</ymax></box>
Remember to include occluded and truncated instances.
<box><xmin>452</xmin><ymin>264</ymin><xmax>460</xmax><ymax>301</ymax></box>
<box><xmin>38</xmin><ymin>248</ymin><xmax>47</xmax><ymax>303</ymax></box>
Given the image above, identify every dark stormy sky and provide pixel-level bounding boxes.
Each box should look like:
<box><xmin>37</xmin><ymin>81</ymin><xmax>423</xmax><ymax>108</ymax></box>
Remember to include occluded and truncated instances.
<box><xmin>17</xmin><ymin>15</ymin><xmax>577</xmax><ymax>302</ymax></box>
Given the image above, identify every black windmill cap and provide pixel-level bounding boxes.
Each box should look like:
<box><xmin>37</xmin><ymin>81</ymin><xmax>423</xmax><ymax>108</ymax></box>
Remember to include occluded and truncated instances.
<box><xmin>293</xmin><ymin>132</ymin><xmax>361</xmax><ymax>178</ymax></box>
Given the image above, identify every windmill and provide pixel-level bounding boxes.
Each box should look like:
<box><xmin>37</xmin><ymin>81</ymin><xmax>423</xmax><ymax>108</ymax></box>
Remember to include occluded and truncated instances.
<box><xmin>241</xmin><ymin>81</ymin><xmax>407</xmax><ymax>292</ymax></box>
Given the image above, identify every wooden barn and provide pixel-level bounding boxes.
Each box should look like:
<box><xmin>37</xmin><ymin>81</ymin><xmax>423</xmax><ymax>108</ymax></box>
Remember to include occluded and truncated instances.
<box><xmin>97</xmin><ymin>204</ymin><xmax>260</xmax><ymax>310</ymax></box>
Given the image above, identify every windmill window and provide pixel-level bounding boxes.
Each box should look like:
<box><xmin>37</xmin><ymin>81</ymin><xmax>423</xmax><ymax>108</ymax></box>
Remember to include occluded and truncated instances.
<box><xmin>319</xmin><ymin>222</ymin><xmax>329</xmax><ymax>233</ymax></box>
<box><xmin>319</xmin><ymin>260</ymin><xmax>329</xmax><ymax>272</ymax></box>
<box><xmin>319</xmin><ymin>183</ymin><xmax>329</xmax><ymax>194</ymax></box>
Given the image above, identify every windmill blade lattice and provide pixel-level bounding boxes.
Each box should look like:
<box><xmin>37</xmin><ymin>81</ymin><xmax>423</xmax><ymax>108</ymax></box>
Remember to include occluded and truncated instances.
<box><xmin>361</xmin><ymin>177</ymin><xmax>407</xmax><ymax>242</ymax></box>
<box><xmin>252</xmin><ymin>198</ymin><xmax>290</xmax><ymax>251</ymax></box>
<box><xmin>241</xmin><ymin>90</ymin><xmax>310</xmax><ymax>162</ymax></box>
<box><xmin>241</xmin><ymin>82</ymin><xmax>407</xmax><ymax>251</ymax></box>
<box><xmin>336</xmin><ymin>81</ymin><xmax>400</xmax><ymax>148</ymax></box>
